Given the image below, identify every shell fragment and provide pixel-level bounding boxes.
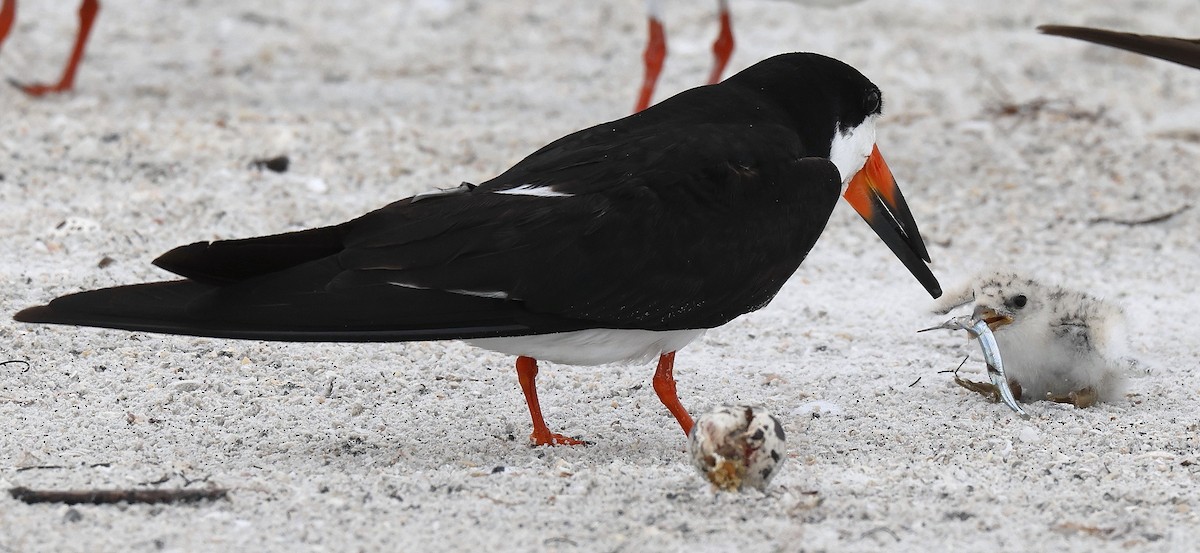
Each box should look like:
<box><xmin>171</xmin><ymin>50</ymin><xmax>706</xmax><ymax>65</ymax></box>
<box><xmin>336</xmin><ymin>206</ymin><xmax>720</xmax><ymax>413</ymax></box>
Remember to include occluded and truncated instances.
<box><xmin>688</xmin><ymin>405</ymin><xmax>786</xmax><ymax>491</ymax></box>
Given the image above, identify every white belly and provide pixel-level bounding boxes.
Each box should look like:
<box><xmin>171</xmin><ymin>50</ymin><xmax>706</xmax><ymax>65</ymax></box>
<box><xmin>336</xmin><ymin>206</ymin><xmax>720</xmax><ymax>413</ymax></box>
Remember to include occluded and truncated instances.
<box><xmin>467</xmin><ymin>328</ymin><xmax>706</xmax><ymax>366</ymax></box>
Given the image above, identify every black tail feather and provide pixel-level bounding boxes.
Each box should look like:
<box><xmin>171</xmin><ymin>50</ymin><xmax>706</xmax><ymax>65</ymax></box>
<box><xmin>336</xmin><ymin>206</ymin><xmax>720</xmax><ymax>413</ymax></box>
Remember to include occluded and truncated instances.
<box><xmin>153</xmin><ymin>225</ymin><xmax>346</xmax><ymax>284</ymax></box>
<box><xmin>14</xmin><ymin>279</ymin><xmax>588</xmax><ymax>343</ymax></box>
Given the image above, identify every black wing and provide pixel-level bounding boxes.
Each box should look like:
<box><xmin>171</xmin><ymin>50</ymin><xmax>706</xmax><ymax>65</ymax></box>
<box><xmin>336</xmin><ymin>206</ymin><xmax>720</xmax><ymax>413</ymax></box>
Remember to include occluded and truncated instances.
<box><xmin>17</xmin><ymin>120</ymin><xmax>841</xmax><ymax>341</ymax></box>
<box><xmin>339</xmin><ymin>123</ymin><xmax>843</xmax><ymax>330</ymax></box>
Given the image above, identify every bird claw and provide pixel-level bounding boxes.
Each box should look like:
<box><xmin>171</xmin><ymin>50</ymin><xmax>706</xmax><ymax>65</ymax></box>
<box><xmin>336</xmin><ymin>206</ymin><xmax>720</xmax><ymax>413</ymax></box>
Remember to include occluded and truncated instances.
<box><xmin>11</xmin><ymin>80</ymin><xmax>67</xmax><ymax>96</ymax></box>
<box><xmin>1046</xmin><ymin>387</ymin><xmax>1098</xmax><ymax>408</ymax></box>
<box><xmin>954</xmin><ymin>376</ymin><xmax>1023</xmax><ymax>403</ymax></box>
<box><xmin>6</xmin><ymin>77</ymin><xmax>65</xmax><ymax>97</ymax></box>
<box><xmin>529</xmin><ymin>430</ymin><xmax>590</xmax><ymax>447</ymax></box>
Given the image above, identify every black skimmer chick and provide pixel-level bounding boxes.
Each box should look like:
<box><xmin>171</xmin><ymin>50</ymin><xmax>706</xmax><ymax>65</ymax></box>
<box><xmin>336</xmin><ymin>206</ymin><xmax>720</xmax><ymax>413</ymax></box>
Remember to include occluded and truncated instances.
<box><xmin>0</xmin><ymin>0</ymin><xmax>100</xmax><ymax>95</ymax></box>
<box><xmin>1038</xmin><ymin>24</ymin><xmax>1200</xmax><ymax>70</ymax></box>
<box><xmin>636</xmin><ymin>0</ymin><xmax>865</xmax><ymax>112</ymax></box>
<box><xmin>15</xmin><ymin>52</ymin><xmax>941</xmax><ymax>445</ymax></box>
<box><xmin>934</xmin><ymin>271</ymin><xmax>1134</xmax><ymax>408</ymax></box>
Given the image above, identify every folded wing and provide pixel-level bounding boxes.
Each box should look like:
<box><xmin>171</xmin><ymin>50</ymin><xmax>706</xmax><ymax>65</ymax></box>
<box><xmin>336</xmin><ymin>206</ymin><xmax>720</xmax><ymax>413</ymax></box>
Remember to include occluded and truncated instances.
<box><xmin>17</xmin><ymin>120</ymin><xmax>842</xmax><ymax>341</ymax></box>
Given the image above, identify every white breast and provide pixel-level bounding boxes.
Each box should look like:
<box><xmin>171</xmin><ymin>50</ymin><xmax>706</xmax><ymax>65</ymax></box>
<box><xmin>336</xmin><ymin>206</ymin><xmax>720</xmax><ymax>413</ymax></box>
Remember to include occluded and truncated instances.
<box><xmin>467</xmin><ymin>328</ymin><xmax>706</xmax><ymax>366</ymax></box>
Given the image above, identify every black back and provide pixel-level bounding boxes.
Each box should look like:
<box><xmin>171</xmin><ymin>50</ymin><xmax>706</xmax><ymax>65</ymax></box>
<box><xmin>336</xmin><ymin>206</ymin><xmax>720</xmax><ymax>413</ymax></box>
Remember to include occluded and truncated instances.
<box><xmin>17</xmin><ymin>53</ymin><xmax>884</xmax><ymax>342</ymax></box>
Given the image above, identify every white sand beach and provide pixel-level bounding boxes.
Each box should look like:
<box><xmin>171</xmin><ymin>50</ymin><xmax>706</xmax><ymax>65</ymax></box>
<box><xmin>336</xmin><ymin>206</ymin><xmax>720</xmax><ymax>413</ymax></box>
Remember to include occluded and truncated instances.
<box><xmin>2</xmin><ymin>1</ymin><xmax>1198</xmax><ymax>551</ymax></box>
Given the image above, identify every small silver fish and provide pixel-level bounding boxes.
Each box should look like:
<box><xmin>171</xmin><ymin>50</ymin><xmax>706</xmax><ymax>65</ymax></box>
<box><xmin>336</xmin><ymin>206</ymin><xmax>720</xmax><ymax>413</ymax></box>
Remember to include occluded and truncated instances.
<box><xmin>921</xmin><ymin>315</ymin><xmax>1029</xmax><ymax>418</ymax></box>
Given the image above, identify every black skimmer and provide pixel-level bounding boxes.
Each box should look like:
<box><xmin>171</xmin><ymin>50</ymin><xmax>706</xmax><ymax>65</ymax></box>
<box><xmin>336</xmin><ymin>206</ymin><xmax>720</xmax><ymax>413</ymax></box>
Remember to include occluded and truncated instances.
<box><xmin>15</xmin><ymin>52</ymin><xmax>941</xmax><ymax>446</ymax></box>
<box><xmin>0</xmin><ymin>0</ymin><xmax>99</xmax><ymax>95</ymax></box>
<box><xmin>933</xmin><ymin>271</ymin><xmax>1135</xmax><ymax>408</ymax></box>
<box><xmin>1038</xmin><ymin>25</ymin><xmax>1200</xmax><ymax>70</ymax></box>
<box><xmin>636</xmin><ymin>0</ymin><xmax>864</xmax><ymax>112</ymax></box>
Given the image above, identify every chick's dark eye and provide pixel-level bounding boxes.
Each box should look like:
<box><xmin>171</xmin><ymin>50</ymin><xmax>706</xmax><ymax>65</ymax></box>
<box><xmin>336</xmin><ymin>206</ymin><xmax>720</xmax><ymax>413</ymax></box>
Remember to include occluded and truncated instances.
<box><xmin>863</xmin><ymin>90</ymin><xmax>881</xmax><ymax>113</ymax></box>
<box><xmin>1011</xmin><ymin>295</ymin><xmax>1028</xmax><ymax>309</ymax></box>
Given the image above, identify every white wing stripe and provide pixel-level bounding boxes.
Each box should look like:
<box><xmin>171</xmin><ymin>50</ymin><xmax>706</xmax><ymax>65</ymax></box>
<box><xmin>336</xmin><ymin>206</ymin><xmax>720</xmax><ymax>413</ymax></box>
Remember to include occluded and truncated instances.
<box><xmin>494</xmin><ymin>184</ymin><xmax>573</xmax><ymax>198</ymax></box>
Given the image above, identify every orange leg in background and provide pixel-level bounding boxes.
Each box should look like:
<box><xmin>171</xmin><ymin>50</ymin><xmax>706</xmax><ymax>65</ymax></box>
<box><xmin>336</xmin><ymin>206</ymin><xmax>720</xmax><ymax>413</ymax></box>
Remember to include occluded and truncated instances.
<box><xmin>635</xmin><ymin>15</ymin><xmax>666</xmax><ymax>113</ymax></box>
<box><xmin>707</xmin><ymin>0</ymin><xmax>734</xmax><ymax>85</ymax></box>
<box><xmin>12</xmin><ymin>0</ymin><xmax>100</xmax><ymax>96</ymax></box>
<box><xmin>1</xmin><ymin>0</ymin><xmax>16</xmax><ymax>50</ymax></box>
<box><xmin>652</xmin><ymin>352</ymin><xmax>693</xmax><ymax>436</ymax></box>
<box><xmin>515</xmin><ymin>356</ymin><xmax>587</xmax><ymax>446</ymax></box>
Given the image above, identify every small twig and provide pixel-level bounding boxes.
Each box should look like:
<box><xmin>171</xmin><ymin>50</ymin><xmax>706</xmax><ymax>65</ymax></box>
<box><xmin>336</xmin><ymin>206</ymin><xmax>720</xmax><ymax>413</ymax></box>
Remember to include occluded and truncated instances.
<box><xmin>138</xmin><ymin>474</ymin><xmax>172</xmax><ymax>486</ymax></box>
<box><xmin>1</xmin><ymin>360</ymin><xmax>31</xmax><ymax>372</ymax></box>
<box><xmin>907</xmin><ymin>377</ymin><xmax>922</xmax><ymax>388</ymax></box>
<box><xmin>985</xmin><ymin>97</ymin><xmax>1107</xmax><ymax>122</ymax></box>
<box><xmin>861</xmin><ymin>526</ymin><xmax>901</xmax><ymax>542</ymax></box>
<box><xmin>1089</xmin><ymin>204</ymin><xmax>1191</xmax><ymax>226</ymax></box>
<box><xmin>9</xmin><ymin>486</ymin><xmax>228</xmax><ymax>505</ymax></box>
<box><xmin>179</xmin><ymin>471</ymin><xmax>211</xmax><ymax>487</ymax></box>
<box><xmin>14</xmin><ymin>465</ymin><xmax>66</xmax><ymax>472</ymax></box>
<box><xmin>936</xmin><ymin>356</ymin><xmax>971</xmax><ymax>375</ymax></box>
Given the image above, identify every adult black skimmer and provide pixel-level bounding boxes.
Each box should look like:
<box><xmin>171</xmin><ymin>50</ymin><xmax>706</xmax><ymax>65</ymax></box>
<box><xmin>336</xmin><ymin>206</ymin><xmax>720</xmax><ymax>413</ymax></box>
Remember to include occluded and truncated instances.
<box><xmin>15</xmin><ymin>52</ymin><xmax>941</xmax><ymax>446</ymax></box>
<box><xmin>0</xmin><ymin>0</ymin><xmax>99</xmax><ymax>95</ymax></box>
<box><xmin>636</xmin><ymin>0</ymin><xmax>864</xmax><ymax>112</ymax></box>
<box><xmin>1038</xmin><ymin>25</ymin><xmax>1200</xmax><ymax>70</ymax></box>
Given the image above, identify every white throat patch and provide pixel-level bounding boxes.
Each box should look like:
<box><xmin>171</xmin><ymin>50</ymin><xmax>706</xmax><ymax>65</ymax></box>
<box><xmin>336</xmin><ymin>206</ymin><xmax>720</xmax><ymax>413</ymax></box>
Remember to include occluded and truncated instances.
<box><xmin>827</xmin><ymin>114</ymin><xmax>878</xmax><ymax>194</ymax></box>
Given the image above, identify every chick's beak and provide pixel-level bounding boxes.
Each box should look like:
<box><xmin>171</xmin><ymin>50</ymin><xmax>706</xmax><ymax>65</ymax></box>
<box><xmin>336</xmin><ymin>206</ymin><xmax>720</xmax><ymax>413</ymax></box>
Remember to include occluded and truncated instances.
<box><xmin>972</xmin><ymin>305</ymin><xmax>1014</xmax><ymax>331</ymax></box>
<box><xmin>843</xmin><ymin>144</ymin><xmax>942</xmax><ymax>298</ymax></box>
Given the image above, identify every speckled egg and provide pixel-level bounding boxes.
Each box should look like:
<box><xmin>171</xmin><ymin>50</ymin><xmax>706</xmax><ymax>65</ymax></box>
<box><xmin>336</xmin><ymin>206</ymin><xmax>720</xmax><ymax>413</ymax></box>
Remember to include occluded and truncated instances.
<box><xmin>687</xmin><ymin>405</ymin><xmax>786</xmax><ymax>491</ymax></box>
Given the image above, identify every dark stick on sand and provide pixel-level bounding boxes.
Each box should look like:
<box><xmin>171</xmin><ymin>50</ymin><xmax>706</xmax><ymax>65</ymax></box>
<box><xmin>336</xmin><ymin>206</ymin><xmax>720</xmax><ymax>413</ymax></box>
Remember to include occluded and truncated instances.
<box><xmin>9</xmin><ymin>487</ymin><xmax>228</xmax><ymax>505</ymax></box>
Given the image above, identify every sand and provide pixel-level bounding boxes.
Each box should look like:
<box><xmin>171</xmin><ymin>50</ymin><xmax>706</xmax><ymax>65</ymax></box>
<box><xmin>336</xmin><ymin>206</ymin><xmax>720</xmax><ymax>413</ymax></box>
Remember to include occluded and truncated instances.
<box><xmin>2</xmin><ymin>0</ymin><xmax>1198</xmax><ymax>551</ymax></box>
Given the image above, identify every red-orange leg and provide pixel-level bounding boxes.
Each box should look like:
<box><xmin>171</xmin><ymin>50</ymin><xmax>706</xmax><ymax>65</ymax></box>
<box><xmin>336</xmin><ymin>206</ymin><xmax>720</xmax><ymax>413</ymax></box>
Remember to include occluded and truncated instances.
<box><xmin>652</xmin><ymin>352</ymin><xmax>693</xmax><ymax>436</ymax></box>
<box><xmin>15</xmin><ymin>0</ymin><xmax>99</xmax><ymax>96</ymax></box>
<box><xmin>707</xmin><ymin>0</ymin><xmax>734</xmax><ymax>85</ymax></box>
<box><xmin>515</xmin><ymin>356</ymin><xmax>586</xmax><ymax>446</ymax></box>
<box><xmin>0</xmin><ymin>0</ymin><xmax>15</xmax><ymax>50</ymax></box>
<box><xmin>635</xmin><ymin>15</ymin><xmax>666</xmax><ymax>113</ymax></box>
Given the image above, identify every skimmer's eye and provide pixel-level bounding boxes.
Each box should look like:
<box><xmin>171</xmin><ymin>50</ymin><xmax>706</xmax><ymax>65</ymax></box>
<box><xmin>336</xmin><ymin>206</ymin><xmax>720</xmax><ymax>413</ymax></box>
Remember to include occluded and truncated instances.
<box><xmin>863</xmin><ymin>90</ymin><xmax>881</xmax><ymax>113</ymax></box>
